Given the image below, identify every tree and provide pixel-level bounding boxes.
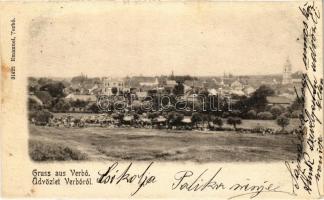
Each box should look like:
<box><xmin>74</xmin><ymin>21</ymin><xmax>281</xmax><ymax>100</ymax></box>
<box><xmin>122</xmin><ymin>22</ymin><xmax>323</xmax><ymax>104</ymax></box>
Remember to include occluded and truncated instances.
<box><xmin>28</xmin><ymin>98</ymin><xmax>42</xmax><ymax>111</ymax></box>
<box><xmin>40</xmin><ymin>82</ymin><xmax>66</xmax><ymax>98</ymax></box>
<box><xmin>133</xmin><ymin>113</ymin><xmax>140</xmax><ymax>121</ymax></box>
<box><xmin>34</xmin><ymin>91</ymin><xmax>53</xmax><ymax>108</ymax></box>
<box><xmin>247</xmin><ymin>110</ymin><xmax>257</xmax><ymax>119</ymax></box>
<box><xmin>230</xmin><ymin>110</ymin><xmax>241</xmax><ymax>117</ymax></box>
<box><xmin>28</xmin><ymin>77</ymin><xmax>40</xmax><ymax>93</ymax></box>
<box><xmin>52</xmin><ymin>99</ymin><xmax>71</xmax><ymax>112</ymax></box>
<box><xmin>38</xmin><ymin>78</ymin><xmax>53</xmax><ymax>86</ymax></box>
<box><xmin>198</xmin><ymin>89</ymin><xmax>214</xmax><ymax>112</ymax></box>
<box><xmin>191</xmin><ymin>113</ymin><xmax>203</xmax><ymax>128</ymax></box>
<box><xmin>88</xmin><ymin>103</ymin><xmax>100</xmax><ymax>113</ymax></box>
<box><xmin>147</xmin><ymin>112</ymin><xmax>159</xmax><ymax>119</ymax></box>
<box><xmin>242</xmin><ymin>85</ymin><xmax>275</xmax><ymax>112</ymax></box>
<box><xmin>111</xmin><ymin>87</ymin><xmax>118</xmax><ymax>95</ymax></box>
<box><xmin>112</xmin><ymin>112</ymin><xmax>124</xmax><ymax>122</ymax></box>
<box><xmin>29</xmin><ymin>110</ymin><xmax>53</xmax><ymax>125</ymax></box>
<box><xmin>213</xmin><ymin>117</ymin><xmax>223</xmax><ymax>128</ymax></box>
<box><xmin>288</xmin><ymin>98</ymin><xmax>303</xmax><ymax>112</ymax></box>
<box><xmin>291</xmin><ymin>110</ymin><xmax>302</xmax><ymax>118</ymax></box>
<box><xmin>167</xmin><ymin>112</ymin><xmax>184</xmax><ymax>126</ymax></box>
<box><xmin>222</xmin><ymin>112</ymin><xmax>230</xmax><ymax>118</ymax></box>
<box><xmin>227</xmin><ymin>117</ymin><xmax>242</xmax><ymax>130</ymax></box>
<box><xmin>130</xmin><ymin>100</ymin><xmax>142</xmax><ymax>113</ymax></box>
<box><xmin>276</xmin><ymin>115</ymin><xmax>290</xmax><ymax>131</ymax></box>
<box><xmin>71</xmin><ymin>75</ymin><xmax>87</xmax><ymax>85</ymax></box>
<box><xmin>173</xmin><ymin>82</ymin><xmax>184</xmax><ymax>95</ymax></box>
<box><xmin>71</xmin><ymin>99</ymin><xmax>88</xmax><ymax>108</ymax></box>
<box><xmin>270</xmin><ymin>106</ymin><xmax>282</xmax><ymax>118</ymax></box>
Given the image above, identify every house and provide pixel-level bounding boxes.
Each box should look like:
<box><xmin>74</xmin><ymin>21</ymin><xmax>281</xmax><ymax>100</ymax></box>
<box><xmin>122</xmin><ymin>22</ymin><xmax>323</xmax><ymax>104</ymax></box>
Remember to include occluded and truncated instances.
<box><xmin>242</xmin><ymin>86</ymin><xmax>255</xmax><ymax>96</ymax></box>
<box><xmin>123</xmin><ymin>87</ymin><xmax>131</xmax><ymax>93</ymax></box>
<box><xmin>208</xmin><ymin>88</ymin><xmax>218</xmax><ymax>96</ymax></box>
<box><xmin>136</xmin><ymin>91</ymin><xmax>148</xmax><ymax>101</ymax></box>
<box><xmin>266</xmin><ymin>96</ymin><xmax>292</xmax><ymax>107</ymax></box>
<box><xmin>156</xmin><ymin>80</ymin><xmax>176</xmax><ymax>94</ymax></box>
<box><xmin>231</xmin><ymin>80</ymin><xmax>244</xmax><ymax>91</ymax></box>
<box><xmin>155</xmin><ymin>116</ymin><xmax>167</xmax><ymax>124</ymax></box>
<box><xmin>181</xmin><ymin>116</ymin><xmax>192</xmax><ymax>124</ymax></box>
<box><xmin>65</xmin><ymin>94</ymin><xmax>97</xmax><ymax>102</ymax></box>
<box><xmin>218</xmin><ymin>85</ymin><xmax>232</xmax><ymax>95</ymax></box>
<box><xmin>278</xmin><ymin>93</ymin><xmax>296</xmax><ymax>101</ymax></box>
<box><xmin>231</xmin><ymin>90</ymin><xmax>245</xmax><ymax>96</ymax></box>
<box><xmin>101</xmin><ymin>77</ymin><xmax>124</xmax><ymax>95</ymax></box>
<box><xmin>140</xmin><ymin>78</ymin><xmax>159</xmax><ymax>87</ymax></box>
<box><xmin>291</xmin><ymin>71</ymin><xmax>302</xmax><ymax>84</ymax></box>
<box><xmin>184</xmin><ymin>80</ymin><xmax>204</xmax><ymax>88</ymax></box>
<box><xmin>88</xmin><ymin>84</ymin><xmax>99</xmax><ymax>94</ymax></box>
<box><xmin>183</xmin><ymin>84</ymin><xmax>192</xmax><ymax>93</ymax></box>
<box><xmin>123</xmin><ymin>115</ymin><xmax>134</xmax><ymax>122</ymax></box>
<box><xmin>166</xmin><ymin>80</ymin><xmax>177</xmax><ymax>87</ymax></box>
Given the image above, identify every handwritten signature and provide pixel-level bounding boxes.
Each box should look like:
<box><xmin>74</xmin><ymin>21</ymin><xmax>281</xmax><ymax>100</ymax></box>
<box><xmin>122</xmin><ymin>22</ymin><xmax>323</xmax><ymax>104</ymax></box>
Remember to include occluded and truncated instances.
<box><xmin>97</xmin><ymin>162</ymin><xmax>156</xmax><ymax>196</ymax></box>
<box><xmin>171</xmin><ymin>167</ymin><xmax>294</xmax><ymax>199</ymax></box>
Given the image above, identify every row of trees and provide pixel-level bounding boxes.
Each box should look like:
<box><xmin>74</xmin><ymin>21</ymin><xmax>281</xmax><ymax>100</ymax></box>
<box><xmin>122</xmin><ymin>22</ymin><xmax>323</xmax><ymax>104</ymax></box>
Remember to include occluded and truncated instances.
<box><xmin>29</xmin><ymin>109</ymin><xmax>290</xmax><ymax>132</ymax></box>
<box><xmin>28</xmin><ymin>77</ymin><xmax>299</xmax><ymax>132</ymax></box>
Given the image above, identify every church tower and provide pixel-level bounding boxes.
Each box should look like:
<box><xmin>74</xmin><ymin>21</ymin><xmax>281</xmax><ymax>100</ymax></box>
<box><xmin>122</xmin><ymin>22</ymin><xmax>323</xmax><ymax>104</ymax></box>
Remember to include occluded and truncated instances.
<box><xmin>170</xmin><ymin>70</ymin><xmax>174</xmax><ymax>80</ymax></box>
<box><xmin>282</xmin><ymin>58</ymin><xmax>292</xmax><ymax>85</ymax></box>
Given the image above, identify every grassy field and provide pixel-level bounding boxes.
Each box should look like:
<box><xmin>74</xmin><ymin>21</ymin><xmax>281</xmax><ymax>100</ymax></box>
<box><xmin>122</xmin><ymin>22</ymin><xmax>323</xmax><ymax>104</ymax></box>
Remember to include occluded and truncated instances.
<box><xmin>223</xmin><ymin>119</ymin><xmax>299</xmax><ymax>131</ymax></box>
<box><xmin>29</xmin><ymin>124</ymin><xmax>299</xmax><ymax>162</ymax></box>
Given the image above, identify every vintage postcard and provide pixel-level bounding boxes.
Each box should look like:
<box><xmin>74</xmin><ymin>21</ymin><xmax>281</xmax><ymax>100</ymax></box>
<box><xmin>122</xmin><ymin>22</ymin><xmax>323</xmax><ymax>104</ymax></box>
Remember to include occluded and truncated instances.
<box><xmin>0</xmin><ymin>0</ymin><xmax>323</xmax><ymax>199</ymax></box>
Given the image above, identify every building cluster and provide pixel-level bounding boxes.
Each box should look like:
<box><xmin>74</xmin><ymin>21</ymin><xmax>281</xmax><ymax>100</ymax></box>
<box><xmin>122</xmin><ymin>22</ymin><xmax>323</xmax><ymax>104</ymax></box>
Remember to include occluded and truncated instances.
<box><xmin>62</xmin><ymin>61</ymin><xmax>301</xmax><ymax>108</ymax></box>
<box><xmin>26</xmin><ymin>59</ymin><xmax>302</xmax><ymax>111</ymax></box>
<box><xmin>65</xmin><ymin>75</ymin><xmax>256</xmax><ymax>102</ymax></box>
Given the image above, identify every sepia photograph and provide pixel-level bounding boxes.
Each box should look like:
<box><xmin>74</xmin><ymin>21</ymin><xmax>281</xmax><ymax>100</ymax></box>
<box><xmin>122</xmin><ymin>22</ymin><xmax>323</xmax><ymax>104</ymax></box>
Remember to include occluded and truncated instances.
<box><xmin>26</xmin><ymin>3</ymin><xmax>305</xmax><ymax>163</ymax></box>
<box><xmin>1</xmin><ymin>1</ymin><xmax>323</xmax><ymax>198</ymax></box>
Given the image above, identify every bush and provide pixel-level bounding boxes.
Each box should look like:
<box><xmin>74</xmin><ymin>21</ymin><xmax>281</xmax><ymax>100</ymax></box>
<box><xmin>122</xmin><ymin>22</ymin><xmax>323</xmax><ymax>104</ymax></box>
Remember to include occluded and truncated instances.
<box><xmin>71</xmin><ymin>99</ymin><xmax>88</xmax><ymax>108</ymax></box>
<box><xmin>53</xmin><ymin>99</ymin><xmax>71</xmax><ymax>112</ymax></box>
<box><xmin>29</xmin><ymin>109</ymin><xmax>53</xmax><ymax>125</ymax></box>
<box><xmin>222</xmin><ymin>112</ymin><xmax>230</xmax><ymax>118</ymax></box>
<box><xmin>213</xmin><ymin>117</ymin><xmax>223</xmax><ymax>128</ymax></box>
<box><xmin>246</xmin><ymin>110</ymin><xmax>257</xmax><ymax>119</ymax></box>
<box><xmin>88</xmin><ymin>103</ymin><xmax>100</xmax><ymax>113</ymax></box>
<box><xmin>29</xmin><ymin>139</ymin><xmax>88</xmax><ymax>161</ymax></box>
<box><xmin>282</xmin><ymin>112</ymin><xmax>290</xmax><ymax>118</ymax></box>
<box><xmin>291</xmin><ymin>110</ymin><xmax>302</xmax><ymax>118</ymax></box>
<box><xmin>191</xmin><ymin>112</ymin><xmax>203</xmax><ymax>127</ymax></box>
<box><xmin>265</xmin><ymin>105</ymin><xmax>272</xmax><ymax>111</ymax></box>
<box><xmin>270</xmin><ymin>106</ymin><xmax>282</xmax><ymax>117</ymax></box>
<box><xmin>28</xmin><ymin>98</ymin><xmax>42</xmax><ymax>111</ymax></box>
<box><xmin>167</xmin><ymin>112</ymin><xmax>184</xmax><ymax>126</ymax></box>
<box><xmin>257</xmin><ymin>111</ymin><xmax>273</xmax><ymax>120</ymax></box>
<box><xmin>34</xmin><ymin>91</ymin><xmax>53</xmax><ymax>108</ymax></box>
<box><xmin>276</xmin><ymin>115</ymin><xmax>290</xmax><ymax>131</ymax></box>
<box><xmin>227</xmin><ymin>117</ymin><xmax>242</xmax><ymax>130</ymax></box>
<box><xmin>230</xmin><ymin>110</ymin><xmax>241</xmax><ymax>117</ymax></box>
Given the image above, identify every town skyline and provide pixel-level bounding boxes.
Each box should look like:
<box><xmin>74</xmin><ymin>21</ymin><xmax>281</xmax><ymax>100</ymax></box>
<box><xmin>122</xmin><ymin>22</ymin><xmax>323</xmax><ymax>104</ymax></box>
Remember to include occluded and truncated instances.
<box><xmin>29</xmin><ymin>68</ymin><xmax>302</xmax><ymax>79</ymax></box>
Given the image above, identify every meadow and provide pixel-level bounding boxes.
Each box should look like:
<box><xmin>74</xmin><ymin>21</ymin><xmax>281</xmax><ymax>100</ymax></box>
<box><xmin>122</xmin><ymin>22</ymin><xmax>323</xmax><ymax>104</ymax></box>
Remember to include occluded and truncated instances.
<box><xmin>29</xmin><ymin>123</ymin><xmax>299</xmax><ymax>162</ymax></box>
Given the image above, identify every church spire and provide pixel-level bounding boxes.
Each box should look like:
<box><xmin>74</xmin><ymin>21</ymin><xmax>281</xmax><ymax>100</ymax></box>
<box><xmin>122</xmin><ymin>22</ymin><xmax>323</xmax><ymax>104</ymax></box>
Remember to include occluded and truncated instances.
<box><xmin>282</xmin><ymin>58</ymin><xmax>292</xmax><ymax>84</ymax></box>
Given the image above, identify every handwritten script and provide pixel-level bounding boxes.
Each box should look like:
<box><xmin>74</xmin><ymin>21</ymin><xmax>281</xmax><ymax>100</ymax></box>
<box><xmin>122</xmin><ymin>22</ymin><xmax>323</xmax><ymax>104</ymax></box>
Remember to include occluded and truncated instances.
<box><xmin>171</xmin><ymin>167</ymin><xmax>293</xmax><ymax>199</ymax></box>
<box><xmin>97</xmin><ymin>162</ymin><xmax>156</xmax><ymax>196</ymax></box>
<box><xmin>285</xmin><ymin>1</ymin><xmax>323</xmax><ymax>197</ymax></box>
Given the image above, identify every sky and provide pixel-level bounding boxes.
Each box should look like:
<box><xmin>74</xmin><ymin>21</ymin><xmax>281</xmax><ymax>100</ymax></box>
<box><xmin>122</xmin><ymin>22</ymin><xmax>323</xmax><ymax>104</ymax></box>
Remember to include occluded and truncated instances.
<box><xmin>27</xmin><ymin>2</ymin><xmax>305</xmax><ymax>77</ymax></box>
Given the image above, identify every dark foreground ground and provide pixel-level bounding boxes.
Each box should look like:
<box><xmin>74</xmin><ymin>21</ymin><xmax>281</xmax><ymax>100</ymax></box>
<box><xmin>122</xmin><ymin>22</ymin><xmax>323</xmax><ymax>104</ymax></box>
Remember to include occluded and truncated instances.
<box><xmin>29</xmin><ymin>125</ymin><xmax>298</xmax><ymax>162</ymax></box>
